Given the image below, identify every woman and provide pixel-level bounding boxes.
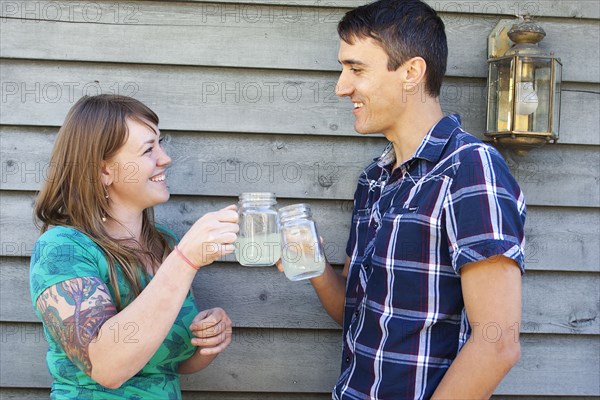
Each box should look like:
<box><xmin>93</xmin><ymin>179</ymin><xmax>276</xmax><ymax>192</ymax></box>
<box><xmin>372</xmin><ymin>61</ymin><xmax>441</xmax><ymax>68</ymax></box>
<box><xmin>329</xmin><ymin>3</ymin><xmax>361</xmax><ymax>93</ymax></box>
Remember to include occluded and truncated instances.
<box><xmin>30</xmin><ymin>94</ymin><xmax>239</xmax><ymax>399</ymax></box>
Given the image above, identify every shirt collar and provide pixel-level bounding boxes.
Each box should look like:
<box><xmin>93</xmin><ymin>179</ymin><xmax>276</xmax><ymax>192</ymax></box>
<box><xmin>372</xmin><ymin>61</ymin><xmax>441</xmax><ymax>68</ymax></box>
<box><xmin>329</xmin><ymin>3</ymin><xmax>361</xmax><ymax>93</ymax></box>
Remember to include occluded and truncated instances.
<box><xmin>376</xmin><ymin>114</ymin><xmax>462</xmax><ymax>168</ymax></box>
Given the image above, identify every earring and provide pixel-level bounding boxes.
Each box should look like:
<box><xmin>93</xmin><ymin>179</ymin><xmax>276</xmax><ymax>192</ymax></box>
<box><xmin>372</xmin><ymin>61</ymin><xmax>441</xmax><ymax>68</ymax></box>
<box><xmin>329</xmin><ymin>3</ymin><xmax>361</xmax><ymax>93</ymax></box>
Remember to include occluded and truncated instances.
<box><xmin>102</xmin><ymin>186</ymin><xmax>109</xmax><ymax>222</ymax></box>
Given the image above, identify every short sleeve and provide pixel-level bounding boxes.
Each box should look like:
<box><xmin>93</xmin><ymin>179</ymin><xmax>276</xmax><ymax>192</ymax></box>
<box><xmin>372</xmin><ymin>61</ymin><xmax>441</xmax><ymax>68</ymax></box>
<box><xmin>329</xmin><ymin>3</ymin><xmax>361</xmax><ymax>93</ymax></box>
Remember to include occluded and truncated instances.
<box><xmin>30</xmin><ymin>226</ymin><xmax>106</xmax><ymax>309</ymax></box>
<box><xmin>444</xmin><ymin>145</ymin><xmax>526</xmax><ymax>273</ymax></box>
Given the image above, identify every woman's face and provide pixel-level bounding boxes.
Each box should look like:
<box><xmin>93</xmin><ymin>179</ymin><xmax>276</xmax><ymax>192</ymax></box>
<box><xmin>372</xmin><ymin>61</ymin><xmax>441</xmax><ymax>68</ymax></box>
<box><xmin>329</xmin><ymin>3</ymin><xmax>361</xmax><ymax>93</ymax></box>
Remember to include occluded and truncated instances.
<box><xmin>103</xmin><ymin>118</ymin><xmax>172</xmax><ymax>217</ymax></box>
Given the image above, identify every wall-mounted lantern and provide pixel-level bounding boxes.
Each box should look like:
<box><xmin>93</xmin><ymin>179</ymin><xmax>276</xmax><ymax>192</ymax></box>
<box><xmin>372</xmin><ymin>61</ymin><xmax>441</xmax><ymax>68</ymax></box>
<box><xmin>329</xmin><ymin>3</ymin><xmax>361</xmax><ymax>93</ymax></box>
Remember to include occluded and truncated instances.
<box><xmin>485</xmin><ymin>16</ymin><xmax>562</xmax><ymax>156</ymax></box>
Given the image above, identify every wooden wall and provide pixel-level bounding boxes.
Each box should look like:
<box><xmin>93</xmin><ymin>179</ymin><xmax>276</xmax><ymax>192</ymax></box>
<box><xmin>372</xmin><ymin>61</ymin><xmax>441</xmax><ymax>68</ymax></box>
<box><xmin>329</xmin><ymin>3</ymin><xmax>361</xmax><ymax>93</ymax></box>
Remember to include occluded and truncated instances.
<box><xmin>1</xmin><ymin>0</ymin><xmax>598</xmax><ymax>398</ymax></box>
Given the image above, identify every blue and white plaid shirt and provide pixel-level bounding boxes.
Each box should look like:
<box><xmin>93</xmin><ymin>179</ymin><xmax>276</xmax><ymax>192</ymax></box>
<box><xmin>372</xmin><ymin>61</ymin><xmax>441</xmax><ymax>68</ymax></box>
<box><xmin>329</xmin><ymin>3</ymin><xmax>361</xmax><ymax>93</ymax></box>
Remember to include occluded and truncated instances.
<box><xmin>333</xmin><ymin>115</ymin><xmax>526</xmax><ymax>400</ymax></box>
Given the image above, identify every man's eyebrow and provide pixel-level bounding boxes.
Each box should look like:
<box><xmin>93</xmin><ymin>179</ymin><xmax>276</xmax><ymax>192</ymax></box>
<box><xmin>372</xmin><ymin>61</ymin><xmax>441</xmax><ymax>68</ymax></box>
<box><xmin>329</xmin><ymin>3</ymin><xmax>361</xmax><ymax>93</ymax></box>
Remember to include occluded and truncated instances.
<box><xmin>338</xmin><ymin>59</ymin><xmax>367</xmax><ymax>66</ymax></box>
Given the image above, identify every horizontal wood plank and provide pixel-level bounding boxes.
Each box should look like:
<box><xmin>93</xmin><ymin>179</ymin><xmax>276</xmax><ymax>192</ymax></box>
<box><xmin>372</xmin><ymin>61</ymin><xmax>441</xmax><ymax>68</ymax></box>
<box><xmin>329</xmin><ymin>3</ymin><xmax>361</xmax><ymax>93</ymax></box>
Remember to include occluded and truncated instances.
<box><xmin>0</xmin><ymin>389</ymin><xmax>49</xmax><ymax>400</ymax></box>
<box><xmin>498</xmin><ymin>142</ymin><xmax>600</xmax><ymax>208</ymax></box>
<box><xmin>1</xmin><ymin>388</ymin><xmax>597</xmax><ymax>400</ymax></box>
<box><xmin>0</xmin><ymin>323</ymin><xmax>342</xmax><ymax>392</ymax></box>
<box><xmin>1</xmin><ymin>191</ymin><xmax>598</xmax><ymax>270</ymax></box>
<box><xmin>0</xmin><ymin>322</ymin><xmax>598</xmax><ymax>395</ymax></box>
<box><xmin>0</xmin><ymin>0</ymin><xmax>600</xmax><ymax>19</ymax></box>
<box><xmin>193</xmin><ymin>391</ymin><xmax>331</xmax><ymax>400</ymax></box>
<box><xmin>1</xmin><ymin>60</ymin><xmax>598</xmax><ymax>144</ymax></box>
<box><xmin>558</xmin><ymin>84</ymin><xmax>600</xmax><ymax>146</ymax></box>
<box><xmin>1</xmin><ymin>1</ymin><xmax>598</xmax><ymax>82</ymax></box>
<box><xmin>0</xmin><ymin>59</ymin><xmax>484</xmax><ymax>135</ymax></box>
<box><xmin>492</xmin><ymin>397</ymin><xmax>600</xmax><ymax>400</ymax></box>
<box><xmin>496</xmin><ymin>334</ymin><xmax>600</xmax><ymax>396</ymax></box>
<box><xmin>2</xmin><ymin>127</ymin><xmax>599</xmax><ymax>207</ymax></box>
<box><xmin>0</xmin><ymin>388</ymin><xmax>333</xmax><ymax>400</ymax></box>
<box><xmin>1</xmin><ymin>389</ymin><xmax>327</xmax><ymax>400</ymax></box>
<box><xmin>170</xmin><ymin>0</ymin><xmax>600</xmax><ymax>19</ymax></box>
<box><xmin>4</xmin><ymin>256</ymin><xmax>599</xmax><ymax>334</ymax></box>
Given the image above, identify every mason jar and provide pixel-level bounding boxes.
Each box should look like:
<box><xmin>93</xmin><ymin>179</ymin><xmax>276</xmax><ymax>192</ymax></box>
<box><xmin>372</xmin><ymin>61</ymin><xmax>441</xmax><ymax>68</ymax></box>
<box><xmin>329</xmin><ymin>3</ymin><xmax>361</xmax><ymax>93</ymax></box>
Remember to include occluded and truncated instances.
<box><xmin>235</xmin><ymin>192</ymin><xmax>281</xmax><ymax>267</ymax></box>
<box><xmin>279</xmin><ymin>203</ymin><xmax>326</xmax><ymax>281</ymax></box>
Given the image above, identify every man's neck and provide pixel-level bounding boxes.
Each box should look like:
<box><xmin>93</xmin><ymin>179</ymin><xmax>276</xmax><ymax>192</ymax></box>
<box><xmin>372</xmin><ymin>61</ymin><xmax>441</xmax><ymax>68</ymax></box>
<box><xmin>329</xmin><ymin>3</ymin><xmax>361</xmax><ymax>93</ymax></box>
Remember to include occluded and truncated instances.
<box><xmin>386</xmin><ymin>97</ymin><xmax>444</xmax><ymax>169</ymax></box>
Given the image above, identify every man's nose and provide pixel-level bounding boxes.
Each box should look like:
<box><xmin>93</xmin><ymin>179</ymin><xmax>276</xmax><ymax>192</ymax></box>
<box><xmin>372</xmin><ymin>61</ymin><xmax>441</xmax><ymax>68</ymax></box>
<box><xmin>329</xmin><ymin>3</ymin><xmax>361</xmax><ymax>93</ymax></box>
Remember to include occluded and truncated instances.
<box><xmin>335</xmin><ymin>72</ymin><xmax>352</xmax><ymax>97</ymax></box>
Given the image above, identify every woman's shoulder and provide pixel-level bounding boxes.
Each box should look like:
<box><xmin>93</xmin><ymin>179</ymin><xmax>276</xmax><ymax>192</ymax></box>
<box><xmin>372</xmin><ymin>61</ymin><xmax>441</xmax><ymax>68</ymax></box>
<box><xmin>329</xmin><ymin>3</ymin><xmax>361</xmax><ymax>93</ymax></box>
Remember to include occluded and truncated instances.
<box><xmin>32</xmin><ymin>226</ymin><xmax>103</xmax><ymax>267</ymax></box>
<box><xmin>30</xmin><ymin>226</ymin><xmax>106</xmax><ymax>306</ymax></box>
<box><xmin>37</xmin><ymin>225</ymin><xmax>94</xmax><ymax>243</ymax></box>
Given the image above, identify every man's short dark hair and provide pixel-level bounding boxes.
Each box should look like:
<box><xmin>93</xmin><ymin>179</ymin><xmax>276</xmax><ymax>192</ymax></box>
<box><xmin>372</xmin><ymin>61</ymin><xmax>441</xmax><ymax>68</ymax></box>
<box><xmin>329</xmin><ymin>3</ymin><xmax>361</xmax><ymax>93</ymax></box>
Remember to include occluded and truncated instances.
<box><xmin>338</xmin><ymin>0</ymin><xmax>447</xmax><ymax>97</ymax></box>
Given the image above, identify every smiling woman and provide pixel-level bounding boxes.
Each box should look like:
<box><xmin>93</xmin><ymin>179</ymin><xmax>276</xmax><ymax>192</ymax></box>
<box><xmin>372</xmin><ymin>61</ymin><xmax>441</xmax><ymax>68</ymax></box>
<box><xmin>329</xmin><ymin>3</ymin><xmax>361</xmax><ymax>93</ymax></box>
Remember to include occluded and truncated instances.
<box><xmin>102</xmin><ymin>117</ymin><xmax>172</xmax><ymax>230</ymax></box>
<box><xmin>30</xmin><ymin>94</ymin><xmax>239</xmax><ymax>399</ymax></box>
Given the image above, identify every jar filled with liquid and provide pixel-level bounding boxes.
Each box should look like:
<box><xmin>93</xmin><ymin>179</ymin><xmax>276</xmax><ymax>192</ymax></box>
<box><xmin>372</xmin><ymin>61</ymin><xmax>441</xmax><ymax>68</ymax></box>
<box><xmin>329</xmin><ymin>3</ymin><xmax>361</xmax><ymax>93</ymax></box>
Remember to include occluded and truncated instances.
<box><xmin>235</xmin><ymin>192</ymin><xmax>281</xmax><ymax>267</ymax></box>
<box><xmin>279</xmin><ymin>204</ymin><xmax>326</xmax><ymax>281</ymax></box>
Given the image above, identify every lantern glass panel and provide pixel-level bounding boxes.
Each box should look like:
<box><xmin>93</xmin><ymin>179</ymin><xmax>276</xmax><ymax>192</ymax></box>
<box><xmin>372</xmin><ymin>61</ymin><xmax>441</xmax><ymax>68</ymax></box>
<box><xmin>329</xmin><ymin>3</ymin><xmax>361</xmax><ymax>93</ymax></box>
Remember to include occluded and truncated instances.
<box><xmin>487</xmin><ymin>57</ymin><xmax>514</xmax><ymax>133</ymax></box>
<box><xmin>514</xmin><ymin>57</ymin><xmax>552</xmax><ymax>133</ymax></box>
<box><xmin>552</xmin><ymin>60</ymin><xmax>562</xmax><ymax>139</ymax></box>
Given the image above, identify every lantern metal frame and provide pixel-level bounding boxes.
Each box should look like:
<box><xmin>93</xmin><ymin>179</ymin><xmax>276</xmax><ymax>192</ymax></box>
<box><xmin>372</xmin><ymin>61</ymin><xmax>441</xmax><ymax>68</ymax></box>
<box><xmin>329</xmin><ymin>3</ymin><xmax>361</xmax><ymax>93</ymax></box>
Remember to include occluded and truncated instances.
<box><xmin>485</xmin><ymin>17</ymin><xmax>562</xmax><ymax>156</ymax></box>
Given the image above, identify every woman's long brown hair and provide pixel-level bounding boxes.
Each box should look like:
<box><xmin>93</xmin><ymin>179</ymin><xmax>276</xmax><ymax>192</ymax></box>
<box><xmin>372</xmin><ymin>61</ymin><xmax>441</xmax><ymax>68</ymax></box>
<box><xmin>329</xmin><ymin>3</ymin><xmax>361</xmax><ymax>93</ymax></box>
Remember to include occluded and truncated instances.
<box><xmin>34</xmin><ymin>94</ymin><xmax>173</xmax><ymax>310</ymax></box>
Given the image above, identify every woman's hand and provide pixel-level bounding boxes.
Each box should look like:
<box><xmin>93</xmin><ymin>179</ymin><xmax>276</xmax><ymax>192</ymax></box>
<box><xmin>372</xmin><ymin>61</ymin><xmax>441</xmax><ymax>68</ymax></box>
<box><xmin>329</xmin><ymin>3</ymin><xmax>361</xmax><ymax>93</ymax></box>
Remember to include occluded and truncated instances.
<box><xmin>189</xmin><ymin>307</ymin><xmax>232</xmax><ymax>355</ymax></box>
<box><xmin>178</xmin><ymin>205</ymin><xmax>239</xmax><ymax>268</ymax></box>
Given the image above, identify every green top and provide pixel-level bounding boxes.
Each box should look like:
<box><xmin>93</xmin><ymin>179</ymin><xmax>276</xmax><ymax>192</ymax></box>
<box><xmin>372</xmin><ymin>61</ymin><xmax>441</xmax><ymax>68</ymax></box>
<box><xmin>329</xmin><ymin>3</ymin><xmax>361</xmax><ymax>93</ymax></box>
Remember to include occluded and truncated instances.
<box><xmin>30</xmin><ymin>225</ymin><xmax>198</xmax><ymax>400</ymax></box>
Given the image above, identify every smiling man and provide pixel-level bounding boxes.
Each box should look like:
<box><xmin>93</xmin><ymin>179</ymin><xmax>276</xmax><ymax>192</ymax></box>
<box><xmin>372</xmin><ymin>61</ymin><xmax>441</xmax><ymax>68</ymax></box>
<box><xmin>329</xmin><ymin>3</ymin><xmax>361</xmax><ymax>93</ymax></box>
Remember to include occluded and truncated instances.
<box><xmin>306</xmin><ymin>1</ymin><xmax>527</xmax><ymax>399</ymax></box>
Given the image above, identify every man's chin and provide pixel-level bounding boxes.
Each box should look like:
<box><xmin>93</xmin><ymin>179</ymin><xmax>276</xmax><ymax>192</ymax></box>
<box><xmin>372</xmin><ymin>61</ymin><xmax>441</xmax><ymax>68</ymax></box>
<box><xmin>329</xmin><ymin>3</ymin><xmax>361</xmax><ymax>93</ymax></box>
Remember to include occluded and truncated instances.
<box><xmin>354</xmin><ymin>124</ymin><xmax>379</xmax><ymax>135</ymax></box>
<box><xmin>353</xmin><ymin>123</ymin><xmax>368</xmax><ymax>134</ymax></box>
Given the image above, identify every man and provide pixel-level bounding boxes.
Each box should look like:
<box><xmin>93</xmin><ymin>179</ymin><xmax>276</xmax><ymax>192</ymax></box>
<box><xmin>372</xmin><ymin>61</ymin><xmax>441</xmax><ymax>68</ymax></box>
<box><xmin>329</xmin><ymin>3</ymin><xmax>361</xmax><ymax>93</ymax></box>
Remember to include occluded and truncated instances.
<box><xmin>305</xmin><ymin>1</ymin><xmax>525</xmax><ymax>398</ymax></box>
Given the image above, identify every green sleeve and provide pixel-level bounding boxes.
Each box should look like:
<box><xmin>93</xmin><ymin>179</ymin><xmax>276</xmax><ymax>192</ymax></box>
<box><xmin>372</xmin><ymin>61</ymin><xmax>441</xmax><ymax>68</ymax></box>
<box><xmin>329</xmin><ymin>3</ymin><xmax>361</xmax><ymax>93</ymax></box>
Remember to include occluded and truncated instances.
<box><xmin>29</xmin><ymin>226</ymin><xmax>106</xmax><ymax>311</ymax></box>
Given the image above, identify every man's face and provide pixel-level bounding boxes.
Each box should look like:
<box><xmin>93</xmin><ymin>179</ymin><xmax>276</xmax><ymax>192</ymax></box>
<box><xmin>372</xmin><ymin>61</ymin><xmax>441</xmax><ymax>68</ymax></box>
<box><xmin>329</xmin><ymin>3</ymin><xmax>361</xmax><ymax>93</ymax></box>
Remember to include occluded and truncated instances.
<box><xmin>336</xmin><ymin>37</ymin><xmax>407</xmax><ymax>137</ymax></box>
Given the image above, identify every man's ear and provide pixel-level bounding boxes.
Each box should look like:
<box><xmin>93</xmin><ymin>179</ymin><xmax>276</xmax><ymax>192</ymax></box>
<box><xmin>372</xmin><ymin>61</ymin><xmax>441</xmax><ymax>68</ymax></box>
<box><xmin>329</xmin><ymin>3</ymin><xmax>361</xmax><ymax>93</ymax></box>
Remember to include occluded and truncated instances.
<box><xmin>100</xmin><ymin>160</ymin><xmax>113</xmax><ymax>187</ymax></box>
<box><xmin>403</xmin><ymin>57</ymin><xmax>427</xmax><ymax>86</ymax></box>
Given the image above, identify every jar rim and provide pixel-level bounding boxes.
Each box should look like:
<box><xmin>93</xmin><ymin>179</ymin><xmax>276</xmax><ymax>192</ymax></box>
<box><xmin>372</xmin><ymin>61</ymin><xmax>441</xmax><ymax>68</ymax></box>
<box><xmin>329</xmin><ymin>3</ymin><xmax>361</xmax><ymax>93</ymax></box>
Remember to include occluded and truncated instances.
<box><xmin>239</xmin><ymin>192</ymin><xmax>276</xmax><ymax>200</ymax></box>
<box><xmin>239</xmin><ymin>192</ymin><xmax>276</xmax><ymax>198</ymax></box>
<box><xmin>279</xmin><ymin>203</ymin><xmax>310</xmax><ymax>212</ymax></box>
<box><xmin>239</xmin><ymin>192</ymin><xmax>277</xmax><ymax>206</ymax></box>
<box><xmin>279</xmin><ymin>203</ymin><xmax>312</xmax><ymax>222</ymax></box>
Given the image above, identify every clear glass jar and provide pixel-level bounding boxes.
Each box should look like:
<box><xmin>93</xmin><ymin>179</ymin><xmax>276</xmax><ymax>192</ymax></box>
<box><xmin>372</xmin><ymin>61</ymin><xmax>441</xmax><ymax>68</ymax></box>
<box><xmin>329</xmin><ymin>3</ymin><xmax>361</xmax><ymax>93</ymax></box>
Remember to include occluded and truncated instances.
<box><xmin>235</xmin><ymin>192</ymin><xmax>281</xmax><ymax>267</ymax></box>
<box><xmin>279</xmin><ymin>203</ymin><xmax>325</xmax><ymax>281</ymax></box>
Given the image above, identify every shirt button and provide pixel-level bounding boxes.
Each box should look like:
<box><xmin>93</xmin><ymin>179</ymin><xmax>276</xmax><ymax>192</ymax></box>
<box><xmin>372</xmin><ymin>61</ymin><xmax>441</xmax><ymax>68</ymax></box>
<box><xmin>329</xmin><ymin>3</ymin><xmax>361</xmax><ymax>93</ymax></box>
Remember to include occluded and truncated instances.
<box><xmin>354</xmin><ymin>310</ymin><xmax>359</xmax><ymax>316</ymax></box>
<box><xmin>364</xmin><ymin>264</ymin><xmax>370</xmax><ymax>270</ymax></box>
<box><xmin>346</xmin><ymin>356</ymin><xmax>350</xmax><ymax>363</ymax></box>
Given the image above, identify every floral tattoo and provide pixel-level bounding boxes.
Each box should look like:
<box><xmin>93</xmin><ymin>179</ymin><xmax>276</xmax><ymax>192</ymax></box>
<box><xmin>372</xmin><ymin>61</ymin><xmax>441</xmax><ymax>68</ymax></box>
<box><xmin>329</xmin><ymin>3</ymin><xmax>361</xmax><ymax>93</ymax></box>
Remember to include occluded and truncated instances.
<box><xmin>37</xmin><ymin>277</ymin><xmax>117</xmax><ymax>375</ymax></box>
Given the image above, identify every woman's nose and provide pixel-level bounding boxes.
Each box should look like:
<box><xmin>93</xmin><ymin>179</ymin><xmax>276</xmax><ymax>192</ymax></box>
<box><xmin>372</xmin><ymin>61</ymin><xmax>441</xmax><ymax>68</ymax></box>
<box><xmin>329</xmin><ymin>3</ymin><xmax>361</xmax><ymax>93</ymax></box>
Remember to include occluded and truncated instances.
<box><xmin>158</xmin><ymin>145</ymin><xmax>172</xmax><ymax>167</ymax></box>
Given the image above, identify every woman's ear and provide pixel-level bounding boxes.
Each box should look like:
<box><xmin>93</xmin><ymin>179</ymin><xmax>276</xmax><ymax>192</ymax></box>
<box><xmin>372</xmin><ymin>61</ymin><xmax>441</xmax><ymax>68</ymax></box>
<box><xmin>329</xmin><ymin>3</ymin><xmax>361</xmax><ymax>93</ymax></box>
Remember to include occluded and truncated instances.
<box><xmin>100</xmin><ymin>160</ymin><xmax>113</xmax><ymax>187</ymax></box>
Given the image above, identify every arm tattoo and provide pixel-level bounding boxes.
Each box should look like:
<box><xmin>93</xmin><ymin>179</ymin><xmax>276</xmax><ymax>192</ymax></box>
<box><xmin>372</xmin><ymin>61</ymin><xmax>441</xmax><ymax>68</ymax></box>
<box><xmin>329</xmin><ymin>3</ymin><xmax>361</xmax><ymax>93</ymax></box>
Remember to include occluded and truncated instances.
<box><xmin>36</xmin><ymin>277</ymin><xmax>117</xmax><ymax>376</ymax></box>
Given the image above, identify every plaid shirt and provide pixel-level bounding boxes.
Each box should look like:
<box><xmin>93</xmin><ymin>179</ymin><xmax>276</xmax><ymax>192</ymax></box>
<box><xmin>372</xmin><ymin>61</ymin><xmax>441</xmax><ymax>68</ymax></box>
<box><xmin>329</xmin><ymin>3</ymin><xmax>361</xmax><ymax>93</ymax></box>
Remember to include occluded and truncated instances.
<box><xmin>333</xmin><ymin>115</ymin><xmax>526</xmax><ymax>400</ymax></box>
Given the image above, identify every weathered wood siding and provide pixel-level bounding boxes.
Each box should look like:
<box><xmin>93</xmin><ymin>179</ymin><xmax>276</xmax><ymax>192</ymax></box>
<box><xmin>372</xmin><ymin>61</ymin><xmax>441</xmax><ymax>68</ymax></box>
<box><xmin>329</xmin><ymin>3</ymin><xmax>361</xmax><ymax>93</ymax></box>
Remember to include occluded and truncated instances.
<box><xmin>1</xmin><ymin>0</ymin><xmax>598</xmax><ymax>398</ymax></box>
